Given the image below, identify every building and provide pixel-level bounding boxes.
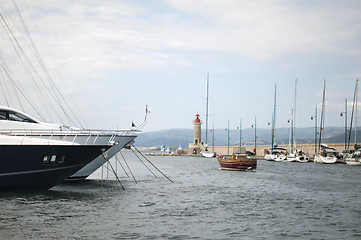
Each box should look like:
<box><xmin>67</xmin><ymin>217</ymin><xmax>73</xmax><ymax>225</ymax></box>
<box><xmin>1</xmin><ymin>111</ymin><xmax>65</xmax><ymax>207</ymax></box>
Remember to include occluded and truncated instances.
<box><xmin>188</xmin><ymin>113</ymin><xmax>202</xmax><ymax>155</ymax></box>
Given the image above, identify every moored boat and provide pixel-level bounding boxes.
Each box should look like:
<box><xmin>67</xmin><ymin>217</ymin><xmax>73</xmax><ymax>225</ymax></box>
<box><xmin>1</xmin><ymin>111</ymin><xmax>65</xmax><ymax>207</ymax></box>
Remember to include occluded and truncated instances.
<box><xmin>314</xmin><ymin>145</ymin><xmax>338</xmax><ymax>164</ymax></box>
<box><xmin>0</xmin><ymin>105</ymin><xmax>137</xmax><ymax>179</ymax></box>
<box><xmin>217</xmin><ymin>154</ymin><xmax>257</xmax><ymax>171</ymax></box>
<box><xmin>0</xmin><ymin>135</ymin><xmax>111</xmax><ymax>190</ymax></box>
<box><xmin>345</xmin><ymin>144</ymin><xmax>361</xmax><ymax>166</ymax></box>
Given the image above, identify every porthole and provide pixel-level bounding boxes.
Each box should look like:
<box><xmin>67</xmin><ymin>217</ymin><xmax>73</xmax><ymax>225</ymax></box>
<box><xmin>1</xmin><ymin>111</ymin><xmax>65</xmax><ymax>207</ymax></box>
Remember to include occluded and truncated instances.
<box><xmin>50</xmin><ymin>155</ymin><xmax>56</xmax><ymax>163</ymax></box>
<box><xmin>43</xmin><ymin>156</ymin><xmax>50</xmax><ymax>164</ymax></box>
<box><xmin>57</xmin><ymin>155</ymin><xmax>65</xmax><ymax>163</ymax></box>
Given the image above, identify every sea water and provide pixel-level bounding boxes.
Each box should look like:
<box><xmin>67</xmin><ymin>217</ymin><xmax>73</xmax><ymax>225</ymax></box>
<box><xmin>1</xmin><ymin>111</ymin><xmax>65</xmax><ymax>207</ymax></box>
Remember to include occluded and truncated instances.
<box><xmin>1</xmin><ymin>152</ymin><xmax>361</xmax><ymax>239</ymax></box>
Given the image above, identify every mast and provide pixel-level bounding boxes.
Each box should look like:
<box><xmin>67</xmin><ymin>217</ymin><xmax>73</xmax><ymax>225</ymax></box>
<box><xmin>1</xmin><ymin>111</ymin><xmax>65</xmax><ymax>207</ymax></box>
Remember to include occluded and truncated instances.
<box><xmin>314</xmin><ymin>105</ymin><xmax>317</xmax><ymax>155</ymax></box>
<box><xmin>239</xmin><ymin>118</ymin><xmax>242</xmax><ymax>150</ymax></box>
<box><xmin>254</xmin><ymin>116</ymin><xmax>257</xmax><ymax>155</ymax></box>
<box><xmin>344</xmin><ymin>99</ymin><xmax>347</xmax><ymax>149</ymax></box>
<box><xmin>205</xmin><ymin>72</ymin><xmax>209</xmax><ymax>149</ymax></box>
<box><xmin>271</xmin><ymin>84</ymin><xmax>277</xmax><ymax>151</ymax></box>
<box><xmin>348</xmin><ymin>79</ymin><xmax>358</xmax><ymax>149</ymax></box>
<box><xmin>212</xmin><ymin>122</ymin><xmax>215</xmax><ymax>152</ymax></box>
<box><xmin>227</xmin><ymin>120</ymin><xmax>230</xmax><ymax>155</ymax></box>
<box><xmin>293</xmin><ymin>79</ymin><xmax>297</xmax><ymax>151</ymax></box>
<box><xmin>318</xmin><ymin>80</ymin><xmax>326</xmax><ymax>152</ymax></box>
<box><xmin>355</xmin><ymin>79</ymin><xmax>358</xmax><ymax>145</ymax></box>
<box><xmin>289</xmin><ymin>109</ymin><xmax>294</xmax><ymax>153</ymax></box>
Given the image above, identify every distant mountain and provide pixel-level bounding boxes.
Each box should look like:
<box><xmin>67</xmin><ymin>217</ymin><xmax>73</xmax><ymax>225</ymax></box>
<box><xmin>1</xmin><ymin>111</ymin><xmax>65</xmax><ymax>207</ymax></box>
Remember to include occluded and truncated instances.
<box><xmin>134</xmin><ymin>127</ymin><xmax>355</xmax><ymax>148</ymax></box>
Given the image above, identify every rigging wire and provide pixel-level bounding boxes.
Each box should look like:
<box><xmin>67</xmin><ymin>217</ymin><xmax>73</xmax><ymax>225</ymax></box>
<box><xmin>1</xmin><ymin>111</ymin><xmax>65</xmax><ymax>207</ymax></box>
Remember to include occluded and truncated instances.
<box><xmin>0</xmin><ymin>10</ymin><xmax>61</xmax><ymax>121</ymax></box>
<box><xmin>22</xmin><ymin>0</ymin><xmax>87</xmax><ymax>128</ymax></box>
<box><xmin>0</xmin><ymin>1</ymin><xmax>85</xmax><ymax>127</ymax></box>
<box><xmin>11</xmin><ymin>0</ymin><xmax>84</xmax><ymax>128</ymax></box>
<box><xmin>0</xmin><ymin>69</ymin><xmax>10</xmax><ymax>107</ymax></box>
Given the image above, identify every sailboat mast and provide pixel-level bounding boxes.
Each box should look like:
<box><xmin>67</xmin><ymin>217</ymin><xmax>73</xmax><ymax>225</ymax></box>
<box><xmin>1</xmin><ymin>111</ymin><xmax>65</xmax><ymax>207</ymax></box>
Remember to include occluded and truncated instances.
<box><xmin>212</xmin><ymin>122</ymin><xmax>215</xmax><ymax>151</ymax></box>
<box><xmin>348</xmin><ymin>79</ymin><xmax>358</xmax><ymax>149</ymax></box>
<box><xmin>318</xmin><ymin>80</ymin><xmax>326</xmax><ymax>152</ymax></box>
<box><xmin>239</xmin><ymin>118</ymin><xmax>242</xmax><ymax>149</ymax></box>
<box><xmin>293</xmin><ymin>79</ymin><xmax>297</xmax><ymax>151</ymax></box>
<box><xmin>271</xmin><ymin>84</ymin><xmax>277</xmax><ymax>151</ymax></box>
<box><xmin>355</xmin><ymin>79</ymin><xmax>358</xmax><ymax>144</ymax></box>
<box><xmin>205</xmin><ymin>73</ymin><xmax>209</xmax><ymax>147</ymax></box>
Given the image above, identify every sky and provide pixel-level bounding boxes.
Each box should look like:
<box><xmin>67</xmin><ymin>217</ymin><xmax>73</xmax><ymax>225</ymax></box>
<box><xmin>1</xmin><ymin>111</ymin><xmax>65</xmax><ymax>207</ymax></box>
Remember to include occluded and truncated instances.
<box><xmin>1</xmin><ymin>0</ymin><xmax>361</xmax><ymax>133</ymax></box>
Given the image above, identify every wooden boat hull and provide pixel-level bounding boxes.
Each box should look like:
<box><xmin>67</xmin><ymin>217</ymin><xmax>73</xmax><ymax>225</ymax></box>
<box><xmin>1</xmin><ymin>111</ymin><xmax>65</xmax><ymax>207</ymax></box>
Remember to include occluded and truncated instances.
<box><xmin>217</xmin><ymin>156</ymin><xmax>257</xmax><ymax>171</ymax></box>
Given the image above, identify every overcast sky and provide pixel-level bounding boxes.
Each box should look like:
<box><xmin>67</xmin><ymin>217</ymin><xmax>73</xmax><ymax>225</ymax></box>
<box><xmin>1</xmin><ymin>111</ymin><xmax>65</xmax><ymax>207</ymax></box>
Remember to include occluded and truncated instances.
<box><xmin>1</xmin><ymin>0</ymin><xmax>361</xmax><ymax>132</ymax></box>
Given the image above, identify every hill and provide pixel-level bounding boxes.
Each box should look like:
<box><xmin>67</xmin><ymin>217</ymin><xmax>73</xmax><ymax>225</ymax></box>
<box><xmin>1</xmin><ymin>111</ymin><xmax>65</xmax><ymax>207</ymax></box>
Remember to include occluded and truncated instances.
<box><xmin>134</xmin><ymin>127</ymin><xmax>359</xmax><ymax>148</ymax></box>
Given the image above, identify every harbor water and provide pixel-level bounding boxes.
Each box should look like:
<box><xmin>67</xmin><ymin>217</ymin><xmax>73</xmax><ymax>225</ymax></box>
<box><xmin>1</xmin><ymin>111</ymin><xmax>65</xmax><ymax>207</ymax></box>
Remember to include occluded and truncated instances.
<box><xmin>1</xmin><ymin>153</ymin><xmax>361</xmax><ymax>239</ymax></box>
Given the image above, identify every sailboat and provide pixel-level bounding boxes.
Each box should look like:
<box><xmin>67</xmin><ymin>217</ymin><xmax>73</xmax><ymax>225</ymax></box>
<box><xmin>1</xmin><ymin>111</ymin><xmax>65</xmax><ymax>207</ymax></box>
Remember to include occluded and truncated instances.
<box><xmin>286</xmin><ymin>79</ymin><xmax>309</xmax><ymax>163</ymax></box>
<box><xmin>201</xmin><ymin>73</ymin><xmax>215</xmax><ymax>158</ymax></box>
<box><xmin>345</xmin><ymin>79</ymin><xmax>361</xmax><ymax>166</ymax></box>
<box><xmin>264</xmin><ymin>84</ymin><xmax>285</xmax><ymax>160</ymax></box>
<box><xmin>314</xmin><ymin>80</ymin><xmax>337</xmax><ymax>164</ymax></box>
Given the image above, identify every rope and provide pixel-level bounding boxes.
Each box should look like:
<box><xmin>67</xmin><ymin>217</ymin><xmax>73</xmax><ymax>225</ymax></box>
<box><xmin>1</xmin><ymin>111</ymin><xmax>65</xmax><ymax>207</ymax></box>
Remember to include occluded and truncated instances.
<box><xmin>119</xmin><ymin>151</ymin><xmax>137</xmax><ymax>183</ymax></box>
<box><xmin>131</xmin><ymin>147</ymin><xmax>158</xmax><ymax>178</ymax></box>
<box><xmin>132</xmin><ymin>145</ymin><xmax>173</xmax><ymax>183</ymax></box>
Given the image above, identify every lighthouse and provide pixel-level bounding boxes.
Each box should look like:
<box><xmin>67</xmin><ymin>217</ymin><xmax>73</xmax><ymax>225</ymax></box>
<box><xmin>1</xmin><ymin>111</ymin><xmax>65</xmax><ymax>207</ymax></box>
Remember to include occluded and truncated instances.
<box><xmin>188</xmin><ymin>113</ymin><xmax>202</xmax><ymax>155</ymax></box>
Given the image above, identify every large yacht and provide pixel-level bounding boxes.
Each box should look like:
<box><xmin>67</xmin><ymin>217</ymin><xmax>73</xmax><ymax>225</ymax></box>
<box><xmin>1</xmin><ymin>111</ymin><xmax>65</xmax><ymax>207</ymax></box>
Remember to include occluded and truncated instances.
<box><xmin>0</xmin><ymin>134</ymin><xmax>111</xmax><ymax>190</ymax></box>
<box><xmin>0</xmin><ymin>106</ymin><xmax>137</xmax><ymax>179</ymax></box>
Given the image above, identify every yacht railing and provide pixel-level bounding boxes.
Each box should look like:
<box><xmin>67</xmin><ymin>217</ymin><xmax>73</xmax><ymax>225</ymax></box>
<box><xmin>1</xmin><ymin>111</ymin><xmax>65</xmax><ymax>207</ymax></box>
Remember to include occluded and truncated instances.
<box><xmin>0</xmin><ymin>128</ymin><xmax>139</xmax><ymax>145</ymax></box>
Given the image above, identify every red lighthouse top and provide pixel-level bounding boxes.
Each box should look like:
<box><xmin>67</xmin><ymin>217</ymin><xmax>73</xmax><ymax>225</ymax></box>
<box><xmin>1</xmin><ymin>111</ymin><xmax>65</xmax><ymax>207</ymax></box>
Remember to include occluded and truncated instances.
<box><xmin>194</xmin><ymin>113</ymin><xmax>201</xmax><ymax>123</ymax></box>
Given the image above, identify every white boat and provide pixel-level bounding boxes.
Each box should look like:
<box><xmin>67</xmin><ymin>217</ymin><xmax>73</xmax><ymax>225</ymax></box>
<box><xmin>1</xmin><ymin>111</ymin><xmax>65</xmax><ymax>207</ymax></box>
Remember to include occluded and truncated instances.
<box><xmin>314</xmin><ymin>154</ymin><xmax>337</xmax><ymax>164</ymax></box>
<box><xmin>314</xmin><ymin>144</ymin><xmax>337</xmax><ymax>164</ymax></box>
<box><xmin>274</xmin><ymin>153</ymin><xmax>287</xmax><ymax>162</ymax></box>
<box><xmin>0</xmin><ymin>106</ymin><xmax>137</xmax><ymax>179</ymax></box>
<box><xmin>264</xmin><ymin>147</ymin><xmax>287</xmax><ymax>161</ymax></box>
<box><xmin>345</xmin><ymin>144</ymin><xmax>361</xmax><ymax>166</ymax></box>
<box><xmin>286</xmin><ymin>79</ymin><xmax>309</xmax><ymax>163</ymax></box>
<box><xmin>345</xmin><ymin>152</ymin><xmax>361</xmax><ymax>166</ymax></box>
<box><xmin>201</xmin><ymin>73</ymin><xmax>215</xmax><ymax>158</ymax></box>
<box><xmin>264</xmin><ymin>84</ymin><xmax>278</xmax><ymax>161</ymax></box>
<box><xmin>314</xmin><ymin>81</ymin><xmax>337</xmax><ymax>164</ymax></box>
<box><xmin>201</xmin><ymin>148</ymin><xmax>216</xmax><ymax>158</ymax></box>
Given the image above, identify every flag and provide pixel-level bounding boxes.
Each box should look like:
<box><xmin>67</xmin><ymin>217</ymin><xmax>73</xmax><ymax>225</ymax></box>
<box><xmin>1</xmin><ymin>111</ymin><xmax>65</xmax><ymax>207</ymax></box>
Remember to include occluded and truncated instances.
<box><xmin>132</xmin><ymin>121</ymin><xmax>136</xmax><ymax>128</ymax></box>
<box><xmin>146</xmin><ymin>105</ymin><xmax>150</xmax><ymax>114</ymax></box>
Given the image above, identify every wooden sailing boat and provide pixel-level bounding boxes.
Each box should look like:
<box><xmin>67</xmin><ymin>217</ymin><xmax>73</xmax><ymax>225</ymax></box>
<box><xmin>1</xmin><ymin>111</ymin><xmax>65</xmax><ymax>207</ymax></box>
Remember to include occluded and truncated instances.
<box><xmin>217</xmin><ymin>121</ymin><xmax>257</xmax><ymax>171</ymax></box>
<box><xmin>314</xmin><ymin>80</ymin><xmax>337</xmax><ymax>164</ymax></box>
<box><xmin>201</xmin><ymin>73</ymin><xmax>215</xmax><ymax>158</ymax></box>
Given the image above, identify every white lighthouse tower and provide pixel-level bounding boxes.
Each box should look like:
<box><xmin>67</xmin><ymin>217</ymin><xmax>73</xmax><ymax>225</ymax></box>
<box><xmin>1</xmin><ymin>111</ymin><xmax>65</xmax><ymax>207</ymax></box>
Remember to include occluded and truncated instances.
<box><xmin>188</xmin><ymin>113</ymin><xmax>202</xmax><ymax>155</ymax></box>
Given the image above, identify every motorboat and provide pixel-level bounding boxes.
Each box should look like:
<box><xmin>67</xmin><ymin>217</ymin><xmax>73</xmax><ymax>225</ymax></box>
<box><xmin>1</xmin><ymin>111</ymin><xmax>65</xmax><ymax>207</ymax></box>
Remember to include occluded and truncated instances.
<box><xmin>0</xmin><ymin>106</ymin><xmax>137</xmax><ymax>179</ymax></box>
<box><xmin>0</xmin><ymin>134</ymin><xmax>111</xmax><ymax>190</ymax></box>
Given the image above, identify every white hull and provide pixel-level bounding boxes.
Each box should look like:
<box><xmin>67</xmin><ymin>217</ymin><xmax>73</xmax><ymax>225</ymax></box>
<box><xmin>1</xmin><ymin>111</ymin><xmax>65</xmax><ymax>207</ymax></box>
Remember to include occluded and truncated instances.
<box><xmin>201</xmin><ymin>151</ymin><xmax>215</xmax><ymax>158</ymax></box>
<box><xmin>274</xmin><ymin>155</ymin><xmax>287</xmax><ymax>162</ymax></box>
<box><xmin>346</xmin><ymin>160</ymin><xmax>361</xmax><ymax>166</ymax></box>
<box><xmin>314</xmin><ymin>154</ymin><xmax>337</xmax><ymax>164</ymax></box>
<box><xmin>70</xmin><ymin>135</ymin><xmax>136</xmax><ymax>178</ymax></box>
<box><xmin>264</xmin><ymin>154</ymin><xmax>275</xmax><ymax>161</ymax></box>
<box><xmin>296</xmin><ymin>155</ymin><xmax>310</xmax><ymax>163</ymax></box>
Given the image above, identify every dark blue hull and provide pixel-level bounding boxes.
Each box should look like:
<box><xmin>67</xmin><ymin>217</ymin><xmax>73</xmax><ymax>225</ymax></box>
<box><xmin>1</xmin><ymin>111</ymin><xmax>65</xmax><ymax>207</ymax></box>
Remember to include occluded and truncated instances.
<box><xmin>0</xmin><ymin>145</ymin><xmax>110</xmax><ymax>190</ymax></box>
